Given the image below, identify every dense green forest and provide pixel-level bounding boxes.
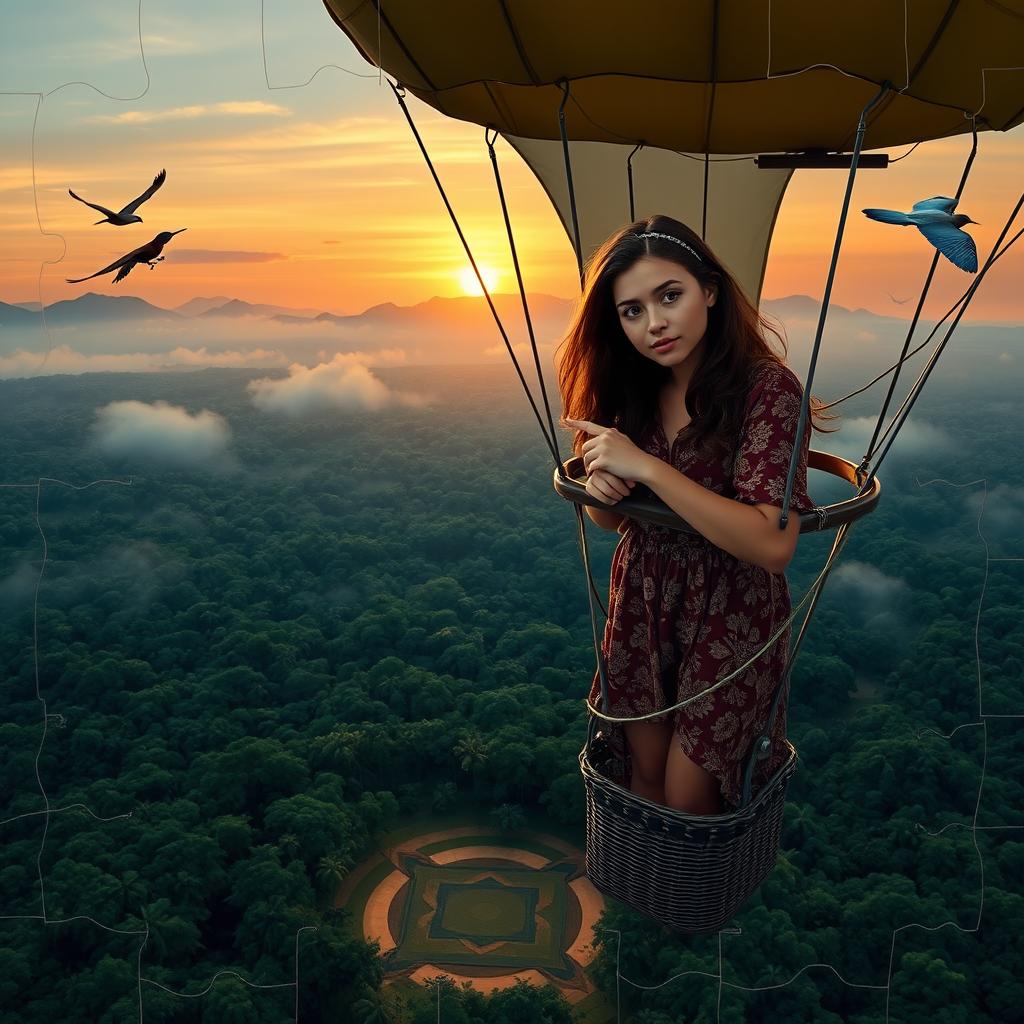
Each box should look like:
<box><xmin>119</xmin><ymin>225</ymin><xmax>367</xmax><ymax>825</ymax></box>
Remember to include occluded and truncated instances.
<box><xmin>0</xmin><ymin>362</ymin><xmax>1021</xmax><ymax>1023</ymax></box>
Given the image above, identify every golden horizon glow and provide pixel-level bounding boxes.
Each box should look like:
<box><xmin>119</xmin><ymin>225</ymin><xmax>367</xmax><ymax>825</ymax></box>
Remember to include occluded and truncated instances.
<box><xmin>1</xmin><ymin>11</ymin><xmax>1022</xmax><ymax>322</ymax></box>
<box><xmin>458</xmin><ymin>263</ymin><xmax>500</xmax><ymax>296</ymax></box>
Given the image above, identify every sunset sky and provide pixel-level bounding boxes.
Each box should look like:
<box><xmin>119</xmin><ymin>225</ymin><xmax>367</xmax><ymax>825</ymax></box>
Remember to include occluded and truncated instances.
<box><xmin>2</xmin><ymin>1</ymin><xmax>1023</xmax><ymax>321</ymax></box>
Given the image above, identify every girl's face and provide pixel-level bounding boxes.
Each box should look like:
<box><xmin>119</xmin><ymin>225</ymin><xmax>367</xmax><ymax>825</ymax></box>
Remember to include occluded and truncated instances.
<box><xmin>611</xmin><ymin>256</ymin><xmax>717</xmax><ymax>373</ymax></box>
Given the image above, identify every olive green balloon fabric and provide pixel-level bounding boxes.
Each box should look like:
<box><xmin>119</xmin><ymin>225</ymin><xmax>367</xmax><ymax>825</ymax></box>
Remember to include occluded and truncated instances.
<box><xmin>323</xmin><ymin>0</ymin><xmax>1023</xmax><ymax>301</ymax></box>
<box><xmin>324</xmin><ymin>0</ymin><xmax>1024</xmax><ymax>153</ymax></box>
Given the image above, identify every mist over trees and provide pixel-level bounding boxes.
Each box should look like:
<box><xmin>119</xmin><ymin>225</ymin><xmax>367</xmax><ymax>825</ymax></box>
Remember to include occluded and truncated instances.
<box><xmin>0</xmin><ymin>364</ymin><xmax>1020</xmax><ymax>1023</ymax></box>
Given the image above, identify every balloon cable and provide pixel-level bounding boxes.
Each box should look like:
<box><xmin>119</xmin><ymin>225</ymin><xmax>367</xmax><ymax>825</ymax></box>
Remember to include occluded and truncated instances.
<box><xmin>864</xmin><ymin>187</ymin><xmax>1024</xmax><ymax>487</ymax></box>
<box><xmin>387</xmin><ymin>81</ymin><xmax>565</xmax><ymax>474</ymax></box>
<box><xmin>557</xmin><ymin>80</ymin><xmax>585</xmax><ymax>283</ymax></box>
<box><xmin>817</xmin><ymin>221</ymin><xmax>1024</xmax><ymax>415</ymax></box>
<box><xmin>485</xmin><ymin>128</ymin><xmax>565</xmax><ymax>483</ymax></box>
<box><xmin>861</xmin><ymin>119</ymin><xmax>979</xmax><ymax>470</ymax></box>
<box><xmin>780</xmin><ymin>80</ymin><xmax>892</xmax><ymax>528</ymax></box>
<box><xmin>626</xmin><ymin>143</ymin><xmax>643</xmax><ymax>223</ymax></box>
<box><xmin>390</xmin><ymin>82</ymin><xmax>621</xmax><ymax>719</ymax></box>
<box><xmin>486</xmin><ymin>128</ymin><xmax>619</xmax><ymax>693</ymax></box>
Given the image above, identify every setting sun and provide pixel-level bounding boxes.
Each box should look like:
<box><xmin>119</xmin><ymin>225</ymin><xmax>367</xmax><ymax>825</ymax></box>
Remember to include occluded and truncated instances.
<box><xmin>458</xmin><ymin>263</ymin><xmax>501</xmax><ymax>296</ymax></box>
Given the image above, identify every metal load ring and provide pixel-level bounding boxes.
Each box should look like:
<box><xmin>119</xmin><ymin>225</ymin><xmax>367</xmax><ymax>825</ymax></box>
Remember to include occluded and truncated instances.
<box><xmin>554</xmin><ymin>449</ymin><xmax>880</xmax><ymax>535</ymax></box>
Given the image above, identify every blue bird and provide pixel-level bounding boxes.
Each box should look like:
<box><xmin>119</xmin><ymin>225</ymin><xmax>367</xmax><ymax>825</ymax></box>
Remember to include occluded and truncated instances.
<box><xmin>862</xmin><ymin>197</ymin><xmax>979</xmax><ymax>273</ymax></box>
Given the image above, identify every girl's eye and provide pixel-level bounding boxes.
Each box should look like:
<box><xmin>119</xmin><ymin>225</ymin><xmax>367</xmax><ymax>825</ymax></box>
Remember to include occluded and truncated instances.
<box><xmin>622</xmin><ymin>305</ymin><xmax>642</xmax><ymax>319</ymax></box>
<box><xmin>663</xmin><ymin>290</ymin><xmax>681</xmax><ymax>303</ymax></box>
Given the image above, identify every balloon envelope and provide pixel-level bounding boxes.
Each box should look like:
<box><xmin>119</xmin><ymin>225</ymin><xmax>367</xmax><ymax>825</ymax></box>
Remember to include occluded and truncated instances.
<box><xmin>504</xmin><ymin>136</ymin><xmax>791</xmax><ymax>303</ymax></box>
<box><xmin>324</xmin><ymin>0</ymin><xmax>1024</xmax><ymax>152</ymax></box>
<box><xmin>324</xmin><ymin>0</ymin><xmax>1023</xmax><ymax>301</ymax></box>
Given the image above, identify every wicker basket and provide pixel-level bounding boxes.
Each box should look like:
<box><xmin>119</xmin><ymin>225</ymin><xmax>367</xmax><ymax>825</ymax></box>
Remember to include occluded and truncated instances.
<box><xmin>579</xmin><ymin>733</ymin><xmax>798</xmax><ymax>933</ymax></box>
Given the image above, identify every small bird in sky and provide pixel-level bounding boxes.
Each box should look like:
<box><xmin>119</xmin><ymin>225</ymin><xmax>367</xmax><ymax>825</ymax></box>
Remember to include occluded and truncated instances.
<box><xmin>862</xmin><ymin>196</ymin><xmax>978</xmax><ymax>273</ymax></box>
<box><xmin>68</xmin><ymin>168</ymin><xmax>167</xmax><ymax>225</ymax></box>
<box><xmin>886</xmin><ymin>291</ymin><xmax>910</xmax><ymax>305</ymax></box>
<box><xmin>65</xmin><ymin>229</ymin><xmax>187</xmax><ymax>284</ymax></box>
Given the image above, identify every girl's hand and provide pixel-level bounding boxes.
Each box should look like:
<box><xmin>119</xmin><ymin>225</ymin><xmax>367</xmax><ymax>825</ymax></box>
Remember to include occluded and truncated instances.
<box><xmin>585</xmin><ymin>467</ymin><xmax>635</xmax><ymax>505</ymax></box>
<box><xmin>561</xmin><ymin>417</ymin><xmax>655</xmax><ymax>484</ymax></box>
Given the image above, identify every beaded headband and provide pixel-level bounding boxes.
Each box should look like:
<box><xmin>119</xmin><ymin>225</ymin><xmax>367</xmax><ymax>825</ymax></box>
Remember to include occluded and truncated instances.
<box><xmin>635</xmin><ymin>231</ymin><xmax>703</xmax><ymax>262</ymax></box>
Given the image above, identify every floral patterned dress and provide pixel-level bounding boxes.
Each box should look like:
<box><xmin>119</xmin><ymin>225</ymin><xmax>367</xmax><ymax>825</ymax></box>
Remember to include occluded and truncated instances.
<box><xmin>588</xmin><ymin>361</ymin><xmax>817</xmax><ymax>809</ymax></box>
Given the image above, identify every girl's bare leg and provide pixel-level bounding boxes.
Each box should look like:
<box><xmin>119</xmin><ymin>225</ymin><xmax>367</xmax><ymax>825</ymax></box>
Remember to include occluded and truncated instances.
<box><xmin>663</xmin><ymin>737</ymin><xmax>725</xmax><ymax>815</ymax></box>
<box><xmin>623</xmin><ymin>720</ymin><xmax>674</xmax><ymax>805</ymax></box>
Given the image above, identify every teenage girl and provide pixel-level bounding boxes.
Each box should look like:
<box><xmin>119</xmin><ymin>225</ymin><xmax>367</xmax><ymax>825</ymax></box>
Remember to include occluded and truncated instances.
<box><xmin>558</xmin><ymin>215</ymin><xmax>834</xmax><ymax>814</ymax></box>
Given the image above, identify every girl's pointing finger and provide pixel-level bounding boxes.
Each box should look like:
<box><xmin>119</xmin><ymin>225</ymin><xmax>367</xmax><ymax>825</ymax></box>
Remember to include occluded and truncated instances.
<box><xmin>560</xmin><ymin>417</ymin><xmax>603</xmax><ymax>435</ymax></box>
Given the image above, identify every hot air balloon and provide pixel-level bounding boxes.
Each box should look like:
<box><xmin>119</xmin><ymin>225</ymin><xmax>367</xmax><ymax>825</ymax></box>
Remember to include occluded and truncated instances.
<box><xmin>323</xmin><ymin>0</ymin><xmax>1024</xmax><ymax>933</ymax></box>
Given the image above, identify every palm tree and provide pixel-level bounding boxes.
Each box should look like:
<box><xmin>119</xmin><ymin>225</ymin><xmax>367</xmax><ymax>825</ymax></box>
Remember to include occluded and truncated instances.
<box><xmin>453</xmin><ymin>731</ymin><xmax>490</xmax><ymax>799</ymax></box>
<box><xmin>317</xmin><ymin>855</ymin><xmax>351</xmax><ymax>903</ymax></box>
<box><xmin>453</xmin><ymin>730</ymin><xmax>489</xmax><ymax>771</ymax></box>
<box><xmin>351</xmin><ymin>987</ymin><xmax>393</xmax><ymax>1024</ymax></box>
<box><xmin>773</xmin><ymin>849</ymin><xmax>800</xmax><ymax>888</ymax></box>
<box><xmin>491</xmin><ymin>803</ymin><xmax>526</xmax><ymax>833</ymax></box>
<box><xmin>139</xmin><ymin>901</ymin><xmax>168</xmax><ymax>961</ymax></box>
<box><xmin>278</xmin><ymin>833</ymin><xmax>301</xmax><ymax>861</ymax></box>
<box><xmin>118</xmin><ymin>870</ymin><xmax>148</xmax><ymax>915</ymax></box>
<box><xmin>319</xmin><ymin>727</ymin><xmax>370</xmax><ymax>787</ymax></box>
<box><xmin>432</xmin><ymin>781</ymin><xmax>457</xmax><ymax>812</ymax></box>
<box><xmin>784</xmin><ymin>801</ymin><xmax>815</xmax><ymax>849</ymax></box>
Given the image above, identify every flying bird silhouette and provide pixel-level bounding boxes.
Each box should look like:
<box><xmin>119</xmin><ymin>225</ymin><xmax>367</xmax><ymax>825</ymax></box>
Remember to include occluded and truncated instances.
<box><xmin>886</xmin><ymin>291</ymin><xmax>910</xmax><ymax>305</ymax></box>
<box><xmin>65</xmin><ymin>229</ymin><xmax>187</xmax><ymax>284</ymax></box>
<box><xmin>862</xmin><ymin>196</ymin><xmax>978</xmax><ymax>273</ymax></box>
<box><xmin>68</xmin><ymin>169</ymin><xmax>167</xmax><ymax>225</ymax></box>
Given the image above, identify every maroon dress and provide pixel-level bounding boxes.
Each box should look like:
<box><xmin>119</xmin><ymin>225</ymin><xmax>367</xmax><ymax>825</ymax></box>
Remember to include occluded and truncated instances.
<box><xmin>588</xmin><ymin>361</ymin><xmax>817</xmax><ymax>809</ymax></box>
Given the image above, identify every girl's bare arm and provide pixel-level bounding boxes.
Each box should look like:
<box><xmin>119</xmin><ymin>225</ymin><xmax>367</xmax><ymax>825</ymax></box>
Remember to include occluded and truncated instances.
<box><xmin>583</xmin><ymin>505</ymin><xmax>626</xmax><ymax>531</ymax></box>
<box><xmin>639</xmin><ymin>459</ymin><xmax>800</xmax><ymax>573</ymax></box>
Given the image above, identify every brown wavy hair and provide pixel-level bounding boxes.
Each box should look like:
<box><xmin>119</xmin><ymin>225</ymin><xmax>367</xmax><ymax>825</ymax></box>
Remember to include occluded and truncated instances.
<box><xmin>556</xmin><ymin>214</ymin><xmax>837</xmax><ymax>463</ymax></box>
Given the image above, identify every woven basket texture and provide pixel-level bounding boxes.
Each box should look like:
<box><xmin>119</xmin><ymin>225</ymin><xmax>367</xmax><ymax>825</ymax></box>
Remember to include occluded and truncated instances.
<box><xmin>579</xmin><ymin>740</ymin><xmax>797</xmax><ymax>933</ymax></box>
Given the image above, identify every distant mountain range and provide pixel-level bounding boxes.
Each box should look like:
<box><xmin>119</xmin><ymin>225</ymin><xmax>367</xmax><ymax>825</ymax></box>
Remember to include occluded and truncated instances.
<box><xmin>0</xmin><ymin>290</ymin><xmax>884</xmax><ymax>331</ymax></box>
<box><xmin>1</xmin><ymin>288</ymin><xmax>1016</xmax><ymax>390</ymax></box>
<box><xmin>0</xmin><ymin>293</ymin><xmax>329</xmax><ymax>327</ymax></box>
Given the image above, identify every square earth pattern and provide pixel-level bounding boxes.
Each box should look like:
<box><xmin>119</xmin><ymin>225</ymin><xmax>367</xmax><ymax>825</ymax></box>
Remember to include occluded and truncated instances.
<box><xmin>387</xmin><ymin>856</ymin><xmax>577</xmax><ymax>980</ymax></box>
